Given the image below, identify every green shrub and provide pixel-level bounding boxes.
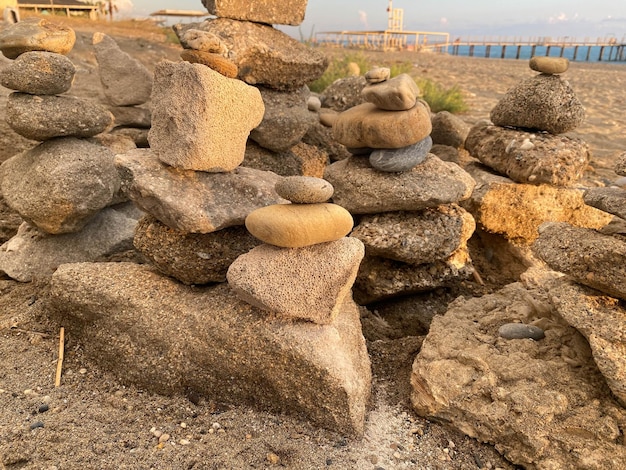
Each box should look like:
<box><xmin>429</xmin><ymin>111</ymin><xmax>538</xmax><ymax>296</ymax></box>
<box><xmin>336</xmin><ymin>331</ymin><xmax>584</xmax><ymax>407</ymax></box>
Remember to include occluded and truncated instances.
<box><xmin>416</xmin><ymin>78</ymin><xmax>468</xmax><ymax>114</ymax></box>
<box><xmin>388</xmin><ymin>61</ymin><xmax>413</xmax><ymax>77</ymax></box>
<box><xmin>308</xmin><ymin>53</ymin><xmax>371</xmax><ymax>93</ymax></box>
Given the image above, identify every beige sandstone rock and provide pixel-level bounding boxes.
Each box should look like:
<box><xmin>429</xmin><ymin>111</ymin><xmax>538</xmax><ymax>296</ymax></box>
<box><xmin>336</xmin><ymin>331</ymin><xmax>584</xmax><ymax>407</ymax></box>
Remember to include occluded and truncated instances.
<box><xmin>274</xmin><ymin>176</ymin><xmax>334</xmax><ymax>204</ymax></box>
<box><xmin>529</xmin><ymin>56</ymin><xmax>569</xmax><ymax>74</ymax></box>
<box><xmin>361</xmin><ymin>73</ymin><xmax>420</xmax><ymax>111</ymax></box>
<box><xmin>0</xmin><ymin>18</ymin><xmax>76</xmax><ymax>59</ymax></box>
<box><xmin>180</xmin><ymin>49</ymin><xmax>238</xmax><ymax>78</ymax></box>
<box><xmin>201</xmin><ymin>0</ymin><xmax>308</xmax><ymax>26</ymax></box>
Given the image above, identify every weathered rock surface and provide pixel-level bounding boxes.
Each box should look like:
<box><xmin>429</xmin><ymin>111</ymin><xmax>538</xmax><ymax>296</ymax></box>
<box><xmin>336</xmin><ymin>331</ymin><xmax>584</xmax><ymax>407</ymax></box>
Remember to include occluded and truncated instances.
<box><xmin>320</xmin><ymin>76</ymin><xmax>367</xmax><ymax>112</ymax></box>
<box><xmin>6</xmin><ymin>93</ymin><xmax>113</xmax><ymax>141</ymax></box>
<box><xmin>148</xmin><ymin>60</ymin><xmax>264</xmax><ymax>172</ymax></box>
<box><xmin>361</xmin><ymin>73</ymin><xmax>419</xmax><ymax>111</ymax></box>
<box><xmin>548</xmin><ymin>279</ymin><xmax>626</xmax><ymax>406</ymax></box>
<box><xmin>133</xmin><ymin>215</ymin><xmax>260</xmax><ymax>285</ymax></box>
<box><xmin>0</xmin><ymin>18</ymin><xmax>76</xmax><ymax>59</ymax></box>
<box><xmin>250</xmin><ymin>85</ymin><xmax>315</xmax><ymax>153</ymax></box>
<box><xmin>275</xmin><ymin>176</ymin><xmax>334</xmax><ymax>204</ymax></box>
<box><xmin>529</xmin><ymin>56</ymin><xmax>569</xmax><ymax>74</ymax></box>
<box><xmin>369</xmin><ymin>136</ymin><xmax>432</xmax><ymax>173</ymax></box>
<box><xmin>174</xmin><ymin>20</ymin><xmax>328</xmax><ymax>90</ymax></box>
<box><xmin>533</xmin><ymin>222</ymin><xmax>626</xmax><ymax>300</ymax></box>
<box><xmin>48</xmin><ymin>262</ymin><xmax>372</xmax><ymax>436</ymax></box>
<box><xmin>0</xmin><ymin>138</ymin><xmax>120</xmax><ymax>234</ymax></box>
<box><xmin>430</xmin><ymin>111</ymin><xmax>470</xmax><ymax>148</ymax></box>
<box><xmin>115</xmin><ymin>149</ymin><xmax>288</xmax><ymax>233</ymax></box>
<box><xmin>583</xmin><ymin>187</ymin><xmax>626</xmax><ymax>220</ymax></box>
<box><xmin>490</xmin><ymin>74</ymin><xmax>585</xmax><ymax>134</ymax></box>
<box><xmin>462</xmin><ymin>162</ymin><xmax>612</xmax><ymax>244</ymax></box>
<box><xmin>364</xmin><ymin>66</ymin><xmax>390</xmax><ymax>84</ymax></box>
<box><xmin>201</xmin><ymin>0</ymin><xmax>307</xmax><ymax>26</ymax></box>
<box><xmin>180</xmin><ymin>49</ymin><xmax>238</xmax><ymax>78</ymax></box>
<box><xmin>465</xmin><ymin>123</ymin><xmax>590</xmax><ymax>186</ymax></box>
<box><xmin>302</xmin><ymin>120</ymin><xmax>351</xmax><ymax>162</ymax></box>
<box><xmin>227</xmin><ymin>238</ymin><xmax>364</xmax><ymax>324</ymax></box>
<box><xmin>178</xmin><ymin>28</ymin><xmax>227</xmax><ymax>55</ymax></box>
<box><xmin>0</xmin><ymin>51</ymin><xmax>75</xmax><ymax>95</ymax></box>
<box><xmin>353</xmin><ymin>249</ymin><xmax>473</xmax><ymax>304</ymax></box>
<box><xmin>350</xmin><ymin>204</ymin><xmax>475</xmax><ymax>265</ymax></box>
<box><xmin>108</xmin><ymin>105</ymin><xmax>151</xmax><ymax>128</ymax></box>
<box><xmin>333</xmin><ymin>102</ymin><xmax>432</xmax><ymax>149</ymax></box>
<box><xmin>411</xmin><ymin>281</ymin><xmax>626</xmax><ymax>470</ymax></box>
<box><xmin>0</xmin><ymin>206</ymin><xmax>138</xmax><ymax>282</ymax></box>
<box><xmin>615</xmin><ymin>151</ymin><xmax>626</xmax><ymax>176</ymax></box>
<box><xmin>324</xmin><ymin>155</ymin><xmax>475</xmax><ymax>214</ymax></box>
<box><xmin>243</xmin><ymin>141</ymin><xmax>329</xmax><ymax>178</ymax></box>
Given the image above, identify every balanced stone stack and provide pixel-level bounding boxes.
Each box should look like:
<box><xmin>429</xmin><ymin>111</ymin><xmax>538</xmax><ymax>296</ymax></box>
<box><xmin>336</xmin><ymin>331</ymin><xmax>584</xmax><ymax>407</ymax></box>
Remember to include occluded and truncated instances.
<box><xmin>0</xmin><ymin>18</ymin><xmax>139</xmax><ymax>281</ymax></box>
<box><xmin>174</xmin><ymin>0</ymin><xmax>330</xmax><ymax>178</ymax></box>
<box><xmin>326</xmin><ymin>69</ymin><xmax>477</xmax><ymax>304</ymax></box>
<box><xmin>92</xmin><ymin>32</ymin><xmax>153</xmax><ymax>148</ymax></box>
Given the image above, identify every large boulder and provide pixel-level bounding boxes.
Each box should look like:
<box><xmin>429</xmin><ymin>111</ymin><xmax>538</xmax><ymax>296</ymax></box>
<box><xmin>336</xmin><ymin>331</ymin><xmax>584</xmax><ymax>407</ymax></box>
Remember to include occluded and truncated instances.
<box><xmin>201</xmin><ymin>0</ymin><xmax>308</xmax><ymax>26</ymax></box>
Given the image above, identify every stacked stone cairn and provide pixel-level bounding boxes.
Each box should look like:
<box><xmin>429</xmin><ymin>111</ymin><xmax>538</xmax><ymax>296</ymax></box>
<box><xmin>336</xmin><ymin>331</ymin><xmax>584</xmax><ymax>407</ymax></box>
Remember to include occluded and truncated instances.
<box><xmin>325</xmin><ymin>67</ymin><xmax>477</xmax><ymax>304</ymax></box>
<box><xmin>0</xmin><ymin>18</ymin><xmax>141</xmax><ymax>281</ymax></box>
<box><xmin>45</xmin><ymin>1</ymin><xmax>372</xmax><ymax>436</ymax></box>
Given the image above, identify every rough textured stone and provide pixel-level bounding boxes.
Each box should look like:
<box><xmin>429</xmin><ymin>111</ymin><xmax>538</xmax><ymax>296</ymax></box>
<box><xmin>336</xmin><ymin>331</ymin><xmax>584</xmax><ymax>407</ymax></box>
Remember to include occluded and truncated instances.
<box><xmin>361</xmin><ymin>73</ymin><xmax>419</xmax><ymax>111</ymax></box>
<box><xmin>0</xmin><ymin>18</ymin><xmax>76</xmax><ymax>59</ymax></box>
<box><xmin>333</xmin><ymin>102</ymin><xmax>431</xmax><ymax>149</ymax></box>
<box><xmin>324</xmin><ymin>155</ymin><xmax>475</xmax><ymax>214</ymax></box>
<box><xmin>134</xmin><ymin>215</ymin><xmax>260</xmax><ymax>285</ymax></box>
<box><xmin>302</xmin><ymin>120</ymin><xmax>351</xmax><ymax>162</ymax></box>
<box><xmin>245</xmin><ymin>203</ymin><xmax>353</xmax><ymax>248</ymax></box>
<box><xmin>0</xmin><ymin>206</ymin><xmax>138</xmax><ymax>282</ymax></box>
<box><xmin>0</xmin><ymin>51</ymin><xmax>75</xmax><ymax>95</ymax></box>
<box><xmin>178</xmin><ymin>28</ymin><xmax>227</xmax><ymax>55</ymax></box>
<box><xmin>48</xmin><ymin>262</ymin><xmax>371</xmax><ymax>436</ymax></box>
<box><xmin>90</xmin><ymin>133</ymin><xmax>137</xmax><ymax>154</ymax></box>
<box><xmin>250</xmin><ymin>85</ymin><xmax>315</xmax><ymax>153</ymax></box>
<box><xmin>411</xmin><ymin>281</ymin><xmax>626</xmax><ymax>470</ymax></box>
<box><xmin>275</xmin><ymin>176</ymin><xmax>334</xmax><ymax>204</ymax></box>
<box><xmin>533</xmin><ymin>222</ymin><xmax>626</xmax><ymax>300</ymax></box>
<box><xmin>201</xmin><ymin>0</ymin><xmax>307</xmax><ymax>26</ymax></box>
<box><xmin>350</xmin><ymin>204</ymin><xmax>475</xmax><ymax>265</ymax></box>
<box><xmin>6</xmin><ymin>93</ymin><xmax>114</xmax><ymax>141</ymax></box>
<box><xmin>465</xmin><ymin>123</ymin><xmax>589</xmax><ymax>186</ymax></box>
<box><xmin>430</xmin><ymin>144</ymin><xmax>460</xmax><ymax>164</ymax></box>
<box><xmin>108</xmin><ymin>105</ymin><xmax>151</xmax><ymax>129</ymax></box>
<box><xmin>430</xmin><ymin>111</ymin><xmax>470</xmax><ymax>148</ymax></box>
<box><xmin>462</xmin><ymin>162</ymin><xmax>612</xmax><ymax>245</ymax></box>
<box><xmin>148</xmin><ymin>60</ymin><xmax>264</xmax><ymax>172</ymax></box>
<box><xmin>180</xmin><ymin>49</ymin><xmax>238</xmax><ymax>78</ymax></box>
<box><xmin>320</xmin><ymin>76</ymin><xmax>367</xmax><ymax>112</ymax></box>
<box><xmin>354</xmin><ymin>249</ymin><xmax>473</xmax><ymax>304</ymax></box>
<box><xmin>174</xmin><ymin>20</ymin><xmax>328</xmax><ymax>90</ymax></box>
<box><xmin>0</xmin><ymin>138</ymin><xmax>120</xmax><ymax>234</ymax></box>
<box><xmin>549</xmin><ymin>279</ymin><xmax>626</xmax><ymax>406</ymax></box>
<box><xmin>616</xmin><ymin>151</ymin><xmax>626</xmax><ymax>176</ymax></box>
<box><xmin>583</xmin><ymin>187</ymin><xmax>626</xmax><ymax>220</ymax></box>
<box><xmin>243</xmin><ymin>141</ymin><xmax>329</xmax><ymax>178</ymax></box>
<box><xmin>369</xmin><ymin>136</ymin><xmax>432</xmax><ymax>172</ymax></box>
<box><xmin>490</xmin><ymin>74</ymin><xmax>585</xmax><ymax>134</ymax></box>
<box><xmin>109</xmin><ymin>127</ymin><xmax>149</xmax><ymax>148</ymax></box>
<box><xmin>227</xmin><ymin>238</ymin><xmax>364</xmax><ymax>324</ymax></box>
<box><xmin>116</xmin><ymin>149</ymin><xmax>287</xmax><ymax>233</ymax></box>
<box><xmin>529</xmin><ymin>56</ymin><xmax>569</xmax><ymax>74</ymax></box>
<box><xmin>93</xmin><ymin>32</ymin><xmax>152</xmax><ymax>106</ymax></box>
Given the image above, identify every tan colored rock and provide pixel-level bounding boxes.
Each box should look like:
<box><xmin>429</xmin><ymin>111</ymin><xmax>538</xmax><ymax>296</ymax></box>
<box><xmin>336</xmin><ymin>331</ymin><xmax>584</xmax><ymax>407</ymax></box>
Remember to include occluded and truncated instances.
<box><xmin>319</xmin><ymin>108</ymin><xmax>339</xmax><ymax>127</ymax></box>
<box><xmin>243</xmin><ymin>141</ymin><xmax>329</xmax><ymax>178</ymax></box>
<box><xmin>201</xmin><ymin>0</ymin><xmax>307</xmax><ymax>26</ymax></box>
<box><xmin>0</xmin><ymin>18</ymin><xmax>76</xmax><ymax>59</ymax></box>
<box><xmin>361</xmin><ymin>73</ymin><xmax>419</xmax><ymax>111</ymax></box>
<box><xmin>275</xmin><ymin>176</ymin><xmax>334</xmax><ymax>204</ymax></box>
<box><xmin>245</xmin><ymin>203</ymin><xmax>353</xmax><ymax>248</ymax></box>
<box><xmin>333</xmin><ymin>102</ymin><xmax>431</xmax><ymax>149</ymax></box>
<box><xmin>364</xmin><ymin>66</ymin><xmax>390</xmax><ymax>84</ymax></box>
<box><xmin>48</xmin><ymin>262</ymin><xmax>372</xmax><ymax>436</ymax></box>
<box><xmin>227</xmin><ymin>238</ymin><xmax>364</xmax><ymax>324</ymax></box>
<box><xmin>529</xmin><ymin>56</ymin><xmax>569</xmax><ymax>74</ymax></box>
<box><xmin>180</xmin><ymin>49</ymin><xmax>238</xmax><ymax>78</ymax></box>
<box><xmin>148</xmin><ymin>61</ymin><xmax>264</xmax><ymax>172</ymax></box>
<box><xmin>179</xmin><ymin>28</ymin><xmax>227</xmax><ymax>55</ymax></box>
<box><xmin>462</xmin><ymin>162</ymin><xmax>612</xmax><ymax>245</ymax></box>
<box><xmin>411</xmin><ymin>281</ymin><xmax>626</xmax><ymax>469</ymax></box>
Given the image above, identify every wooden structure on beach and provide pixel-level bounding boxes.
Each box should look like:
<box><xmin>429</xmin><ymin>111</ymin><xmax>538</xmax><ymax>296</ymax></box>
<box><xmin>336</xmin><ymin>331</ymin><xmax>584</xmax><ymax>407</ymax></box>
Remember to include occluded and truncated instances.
<box><xmin>17</xmin><ymin>0</ymin><xmax>102</xmax><ymax>20</ymax></box>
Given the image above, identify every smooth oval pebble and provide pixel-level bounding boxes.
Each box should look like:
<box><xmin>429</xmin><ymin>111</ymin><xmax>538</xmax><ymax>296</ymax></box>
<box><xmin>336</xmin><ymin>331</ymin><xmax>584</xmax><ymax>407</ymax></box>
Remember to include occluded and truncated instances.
<box><xmin>529</xmin><ymin>56</ymin><xmax>569</xmax><ymax>74</ymax></box>
<box><xmin>307</xmin><ymin>96</ymin><xmax>322</xmax><ymax>112</ymax></box>
<box><xmin>498</xmin><ymin>323</ymin><xmax>545</xmax><ymax>340</ymax></box>
<box><xmin>245</xmin><ymin>203</ymin><xmax>353</xmax><ymax>248</ymax></box>
<box><xmin>275</xmin><ymin>176</ymin><xmax>334</xmax><ymax>204</ymax></box>
<box><xmin>369</xmin><ymin>135</ymin><xmax>433</xmax><ymax>172</ymax></box>
<box><xmin>364</xmin><ymin>66</ymin><xmax>390</xmax><ymax>84</ymax></box>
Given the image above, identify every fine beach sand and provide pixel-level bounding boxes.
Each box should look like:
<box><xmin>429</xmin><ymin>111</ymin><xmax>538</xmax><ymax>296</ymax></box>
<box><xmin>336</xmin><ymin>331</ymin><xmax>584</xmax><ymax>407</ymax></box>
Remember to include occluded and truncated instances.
<box><xmin>1</xmin><ymin>17</ymin><xmax>625</xmax><ymax>470</ymax></box>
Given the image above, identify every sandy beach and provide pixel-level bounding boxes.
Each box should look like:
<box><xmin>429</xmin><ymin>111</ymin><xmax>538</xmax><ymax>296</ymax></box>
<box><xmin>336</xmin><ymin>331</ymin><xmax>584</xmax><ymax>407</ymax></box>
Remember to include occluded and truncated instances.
<box><xmin>1</xmin><ymin>17</ymin><xmax>625</xmax><ymax>469</ymax></box>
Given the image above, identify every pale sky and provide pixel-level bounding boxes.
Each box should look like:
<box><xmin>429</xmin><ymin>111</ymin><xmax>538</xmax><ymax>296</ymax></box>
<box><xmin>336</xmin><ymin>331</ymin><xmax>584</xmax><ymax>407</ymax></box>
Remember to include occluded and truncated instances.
<box><xmin>123</xmin><ymin>1</ymin><xmax>626</xmax><ymax>40</ymax></box>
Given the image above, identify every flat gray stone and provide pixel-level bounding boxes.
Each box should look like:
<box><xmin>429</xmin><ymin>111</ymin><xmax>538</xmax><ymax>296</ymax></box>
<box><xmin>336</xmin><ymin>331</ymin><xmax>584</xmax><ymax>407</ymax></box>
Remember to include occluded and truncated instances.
<box><xmin>0</xmin><ymin>51</ymin><xmax>75</xmax><ymax>94</ymax></box>
<box><xmin>465</xmin><ymin>123</ymin><xmax>589</xmax><ymax>186</ymax></box>
<box><xmin>430</xmin><ymin>111</ymin><xmax>470</xmax><ymax>148</ymax></box>
<box><xmin>350</xmin><ymin>204</ymin><xmax>475</xmax><ymax>265</ymax></box>
<box><xmin>48</xmin><ymin>262</ymin><xmax>372</xmax><ymax>436</ymax></box>
<box><xmin>324</xmin><ymin>154</ymin><xmax>475</xmax><ymax>214</ymax></box>
<box><xmin>490</xmin><ymin>74</ymin><xmax>585</xmax><ymax>134</ymax></box>
<box><xmin>583</xmin><ymin>187</ymin><xmax>626</xmax><ymax>220</ymax></box>
<box><xmin>134</xmin><ymin>215</ymin><xmax>260</xmax><ymax>285</ymax></box>
<box><xmin>0</xmin><ymin>137</ymin><xmax>120</xmax><ymax>234</ymax></box>
<box><xmin>369</xmin><ymin>136</ymin><xmax>432</xmax><ymax>172</ymax></box>
<box><xmin>174</xmin><ymin>19</ymin><xmax>328</xmax><ymax>91</ymax></box>
<box><xmin>0</xmin><ymin>205</ymin><xmax>138</xmax><ymax>282</ymax></box>
<box><xmin>92</xmin><ymin>32</ymin><xmax>152</xmax><ymax>106</ymax></box>
<box><xmin>6</xmin><ymin>92</ymin><xmax>114</xmax><ymax>141</ymax></box>
<box><xmin>201</xmin><ymin>0</ymin><xmax>307</xmax><ymax>26</ymax></box>
<box><xmin>498</xmin><ymin>323</ymin><xmax>545</xmax><ymax>340</ymax></box>
<box><xmin>115</xmin><ymin>148</ymin><xmax>288</xmax><ymax>233</ymax></box>
<box><xmin>0</xmin><ymin>18</ymin><xmax>75</xmax><ymax>59</ymax></box>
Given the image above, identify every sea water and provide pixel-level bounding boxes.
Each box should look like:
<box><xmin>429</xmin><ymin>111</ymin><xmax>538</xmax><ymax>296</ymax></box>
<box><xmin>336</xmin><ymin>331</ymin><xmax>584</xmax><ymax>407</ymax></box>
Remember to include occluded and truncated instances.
<box><xmin>446</xmin><ymin>44</ymin><xmax>625</xmax><ymax>63</ymax></box>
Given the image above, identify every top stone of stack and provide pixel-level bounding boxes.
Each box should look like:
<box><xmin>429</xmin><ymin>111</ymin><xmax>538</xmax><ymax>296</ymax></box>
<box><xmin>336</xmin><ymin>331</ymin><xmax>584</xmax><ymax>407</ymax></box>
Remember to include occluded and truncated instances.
<box><xmin>202</xmin><ymin>0</ymin><xmax>308</xmax><ymax>26</ymax></box>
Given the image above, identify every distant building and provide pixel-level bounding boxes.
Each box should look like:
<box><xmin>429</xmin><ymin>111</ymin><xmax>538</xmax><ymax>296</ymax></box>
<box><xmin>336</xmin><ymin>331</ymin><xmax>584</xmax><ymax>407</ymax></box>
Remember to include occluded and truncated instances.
<box><xmin>17</xmin><ymin>0</ymin><xmax>103</xmax><ymax>20</ymax></box>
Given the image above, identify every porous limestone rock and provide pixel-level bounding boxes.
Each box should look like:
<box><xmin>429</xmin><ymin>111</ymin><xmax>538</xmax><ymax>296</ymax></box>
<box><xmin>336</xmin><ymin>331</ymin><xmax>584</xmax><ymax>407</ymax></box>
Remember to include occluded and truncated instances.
<box><xmin>0</xmin><ymin>18</ymin><xmax>76</xmax><ymax>59</ymax></box>
<box><xmin>227</xmin><ymin>238</ymin><xmax>364</xmax><ymax>324</ymax></box>
<box><xmin>0</xmin><ymin>51</ymin><xmax>75</xmax><ymax>95</ymax></box>
<box><xmin>48</xmin><ymin>262</ymin><xmax>372</xmax><ymax>436</ymax></box>
<box><xmin>201</xmin><ymin>0</ymin><xmax>308</xmax><ymax>26</ymax></box>
<box><xmin>320</xmin><ymin>76</ymin><xmax>367</xmax><ymax>112</ymax></box>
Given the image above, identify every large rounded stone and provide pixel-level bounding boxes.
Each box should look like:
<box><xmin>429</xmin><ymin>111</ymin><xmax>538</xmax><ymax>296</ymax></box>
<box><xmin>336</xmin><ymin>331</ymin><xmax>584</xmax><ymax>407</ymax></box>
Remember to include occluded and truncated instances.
<box><xmin>245</xmin><ymin>203</ymin><xmax>353</xmax><ymax>248</ymax></box>
<box><xmin>0</xmin><ymin>51</ymin><xmax>75</xmax><ymax>95</ymax></box>
<box><xmin>275</xmin><ymin>176</ymin><xmax>334</xmax><ymax>204</ymax></box>
<box><xmin>0</xmin><ymin>18</ymin><xmax>76</xmax><ymax>59</ymax></box>
<box><xmin>333</xmin><ymin>102</ymin><xmax>432</xmax><ymax>149</ymax></box>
